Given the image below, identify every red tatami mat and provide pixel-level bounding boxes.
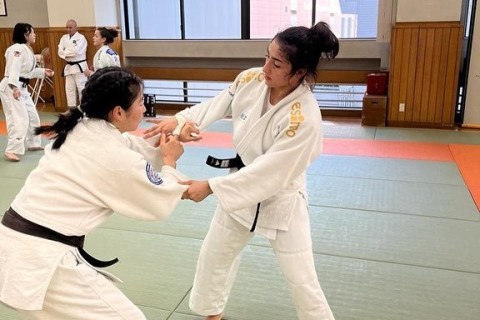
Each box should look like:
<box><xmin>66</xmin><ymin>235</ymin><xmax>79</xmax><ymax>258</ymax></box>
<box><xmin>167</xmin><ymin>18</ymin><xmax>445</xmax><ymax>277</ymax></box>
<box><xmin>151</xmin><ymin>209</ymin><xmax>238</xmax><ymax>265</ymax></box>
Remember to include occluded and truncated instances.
<box><xmin>323</xmin><ymin>138</ymin><xmax>454</xmax><ymax>162</ymax></box>
<box><xmin>449</xmin><ymin>144</ymin><xmax>480</xmax><ymax>209</ymax></box>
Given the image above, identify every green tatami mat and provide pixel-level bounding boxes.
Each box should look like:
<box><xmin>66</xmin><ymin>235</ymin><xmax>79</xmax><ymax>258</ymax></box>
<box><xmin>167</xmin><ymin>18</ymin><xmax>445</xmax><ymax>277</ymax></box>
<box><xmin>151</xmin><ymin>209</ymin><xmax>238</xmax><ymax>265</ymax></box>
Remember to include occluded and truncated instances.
<box><xmin>322</xmin><ymin>255</ymin><xmax>480</xmax><ymax>320</ymax></box>
<box><xmin>0</xmin><ymin>177</ymin><xmax>25</xmax><ymax>211</ymax></box>
<box><xmin>0</xmin><ymin>304</ymin><xmax>19</xmax><ymax>320</ymax></box>
<box><xmin>84</xmin><ymin>228</ymin><xmax>201</xmax><ymax>311</ymax></box>
<box><xmin>323</xmin><ymin>123</ymin><xmax>376</xmax><ymax>140</ymax></box>
<box><xmin>309</xmin><ymin>155</ymin><xmax>464</xmax><ymax>185</ymax></box>
<box><xmin>308</xmin><ymin>206</ymin><xmax>480</xmax><ymax>273</ymax></box>
<box><xmin>307</xmin><ymin>175</ymin><xmax>480</xmax><ymax>220</ymax></box>
<box><xmin>375</xmin><ymin>127</ymin><xmax>480</xmax><ymax>145</ymax></box>
<box><xmin>101</xmin><ymin>197</ymin><xmax>216</xmax><ymax>240</ymax></box>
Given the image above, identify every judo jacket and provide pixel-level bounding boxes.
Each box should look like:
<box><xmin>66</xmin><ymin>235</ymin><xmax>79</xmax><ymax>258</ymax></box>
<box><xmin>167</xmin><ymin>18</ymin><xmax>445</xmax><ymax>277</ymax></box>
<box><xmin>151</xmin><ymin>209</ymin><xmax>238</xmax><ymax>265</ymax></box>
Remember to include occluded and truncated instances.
<box><xmin>178</xmin><ymin>67</ymin><xmax>322</xmax><ymax>234</ymax></box>
<box><xmin>0</xmin><ymin>119</ymin><xmax>188</xmax><ymax>310</ymax></box>
<box><xmin>58</xmin><ymin>31</ymin><xmax>88</xmax><ymax>76</ymax></box>
<box><xmin>93</xmin><ymin>45</ymin><xmax>121</xmax><ymax>71</ymax></box>
<box><xmin>0</xmin><ymin>43</ymin><xmax>45</xmax><ymax>92</ymax></box>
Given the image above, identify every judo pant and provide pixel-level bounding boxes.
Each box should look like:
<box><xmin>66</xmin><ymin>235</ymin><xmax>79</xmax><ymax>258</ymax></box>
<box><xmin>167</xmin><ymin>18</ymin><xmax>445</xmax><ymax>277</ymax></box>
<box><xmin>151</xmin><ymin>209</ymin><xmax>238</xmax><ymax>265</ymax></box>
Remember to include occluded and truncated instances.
<box><xmin>65</xmin><ymin>73</ymin><xmax>87</xmax><ymax>107</ymax></box>
<box><xmin>189</xmin><ymin>205</ymin><xmax>334</xmax><ymax>320</ymax></box>
<box><xmin>0</xmin><ymin>86</ymin><xmax>41</xmax><ymax>155</ymax></box>
<box><xmin>16</xmin><ymin>251</ymin><xmax>145</xmax><ymax>320</ymax></box>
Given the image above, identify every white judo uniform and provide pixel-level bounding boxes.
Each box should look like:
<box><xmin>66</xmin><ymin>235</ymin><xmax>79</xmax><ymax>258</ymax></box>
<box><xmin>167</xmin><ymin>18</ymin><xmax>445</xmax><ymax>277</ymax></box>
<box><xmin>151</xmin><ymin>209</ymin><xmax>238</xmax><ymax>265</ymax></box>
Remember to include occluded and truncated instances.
<box><xmin>92</xmin><ymin>45</ymin><xmax>121</xmax><ymax>71</ymax></box>
<box><xmin>0</xmin><ymin>43</ymin><xmax>45</xmax><ymax>155</ymax></box>
<box><xmin>0</xmin><ymin>119</ymin><xmax>188</xmax><ymax>319</ymax></box>
<box><xmin>181</xmin><ymin>68</ymin><xmax>334</xmax><ymax>319</ymax></box>
<box><xmin>58</xmin><ymin>31</ymin><xmax>88</xmax><ymax>107</ymax></box>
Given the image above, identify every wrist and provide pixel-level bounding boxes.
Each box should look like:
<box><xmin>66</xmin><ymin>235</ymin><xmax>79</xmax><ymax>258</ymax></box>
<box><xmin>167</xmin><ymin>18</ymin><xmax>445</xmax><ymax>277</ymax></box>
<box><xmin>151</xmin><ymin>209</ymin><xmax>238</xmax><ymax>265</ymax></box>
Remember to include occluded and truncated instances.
<box><xmin>172</xmin><ymin>114</ymin><xmax>187</xmax><ymax>136</ymax></box>
<box><xmin>163</xmin><ymin>156</ymin><xmax>176</xmax><ymax>168</ymax></box>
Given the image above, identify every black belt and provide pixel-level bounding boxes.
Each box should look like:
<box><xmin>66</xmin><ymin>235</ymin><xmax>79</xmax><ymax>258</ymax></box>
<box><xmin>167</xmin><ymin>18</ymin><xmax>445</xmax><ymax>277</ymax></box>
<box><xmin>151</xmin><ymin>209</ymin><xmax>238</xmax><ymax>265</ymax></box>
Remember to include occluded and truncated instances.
<box><xmin>62</xmin><ymin>59</ymin><xmax>87</xmax><ymax>76</ymax></box>
<box><xmin>19</xmin><ymin>77</ymin><xmax>29</xmax><ymax>88</ymax></box>
<box><xmin>205</xmin><ymin>154</ymin><xmax>260</xmax><ymax>231</ymax></box>
<box><xmin>206</xmin><ymin>154</ymin><xmax>245</xmax><ymax>169</ymax></box>
<box><xmin>1</xmin><ymin>208</ymin><xmax>118</xmax><ymax>268</ymax></box>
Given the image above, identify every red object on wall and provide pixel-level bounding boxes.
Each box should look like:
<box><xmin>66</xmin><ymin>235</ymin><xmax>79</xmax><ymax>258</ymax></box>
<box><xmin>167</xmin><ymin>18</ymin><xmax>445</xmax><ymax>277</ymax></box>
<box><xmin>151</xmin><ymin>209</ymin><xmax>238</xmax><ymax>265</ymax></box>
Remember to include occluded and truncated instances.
<box><xmin>366</xmin><ymin>73</ymin><xmax>388</xmax><ymax>95</ymax></box>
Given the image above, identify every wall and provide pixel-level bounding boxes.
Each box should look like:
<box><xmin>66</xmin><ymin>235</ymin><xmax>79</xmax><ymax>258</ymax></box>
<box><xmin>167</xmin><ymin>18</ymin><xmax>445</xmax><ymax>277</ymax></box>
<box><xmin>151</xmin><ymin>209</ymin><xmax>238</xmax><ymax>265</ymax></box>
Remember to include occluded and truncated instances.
<box><xmin>93</xmin><ymin>0</ymin><xmax>118</xmax><ymax>26</ymax></box>
<box><xmin>46</xmin><ymin>0</ymin><xmax>96</xmax><ymax>26</ymax></box>
<box><xmin>396</xmin><ymin>0</ymin><xmax>463</xmax><ymax>22</ymax></box>
<box><xmin>0</xmin><ymin>0</ymin><xmax>49</xmax><ymax>28</ymax></box>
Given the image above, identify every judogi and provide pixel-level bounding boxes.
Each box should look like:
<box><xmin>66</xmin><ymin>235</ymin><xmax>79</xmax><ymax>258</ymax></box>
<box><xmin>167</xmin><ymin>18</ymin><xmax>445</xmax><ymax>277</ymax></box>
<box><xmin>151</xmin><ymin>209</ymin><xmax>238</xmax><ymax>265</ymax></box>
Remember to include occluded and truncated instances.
<box><xmin>93</xmin><ymin>45</ymin><xmax>121</xmax><ymax>71</ymax></box>
<box><xmin>0</xmin><ymin>119</ymin><xmax>188</xmax><ymax>319</ymax></box>
<box><xmin>181</xmin><ymin>68</ymin><xmax>334</xmax><ymax>319</ymax></box>
<box><xmin>58</xmin><ymin>32</ymin><xmax>88</xmax><ymax>107</ymax></box>
<box><xmin>0</xmin><ymin>43</ymin><xmax>45</xmax><ymax>155</ymax></box>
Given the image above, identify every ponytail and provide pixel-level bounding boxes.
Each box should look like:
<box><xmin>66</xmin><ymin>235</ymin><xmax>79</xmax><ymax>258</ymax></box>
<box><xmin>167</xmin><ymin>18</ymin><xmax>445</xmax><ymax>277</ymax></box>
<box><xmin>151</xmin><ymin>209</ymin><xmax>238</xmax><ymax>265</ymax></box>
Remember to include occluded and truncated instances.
<box><xmin>35</xmin><ymin>66</ymin><xmax>143</xmax><ymax>151</ymax></box>
<box><xmin>35</xmin><ymin>108</ymin><xmax>84</xmax><ymax>150</ymax></box>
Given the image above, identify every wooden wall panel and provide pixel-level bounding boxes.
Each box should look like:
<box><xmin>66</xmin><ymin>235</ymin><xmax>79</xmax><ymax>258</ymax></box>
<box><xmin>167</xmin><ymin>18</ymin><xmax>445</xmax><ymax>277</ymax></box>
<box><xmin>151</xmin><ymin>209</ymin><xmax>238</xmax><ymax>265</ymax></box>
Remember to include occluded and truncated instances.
<box><xmin>388</xmin><ymin>22</ymin><xmax>463</xmax><ymax>128</ymax></box>
<box><xmin>0</xmin><ymin>27</ymin><xmax>122</xmax><ymax>111</ymax></box>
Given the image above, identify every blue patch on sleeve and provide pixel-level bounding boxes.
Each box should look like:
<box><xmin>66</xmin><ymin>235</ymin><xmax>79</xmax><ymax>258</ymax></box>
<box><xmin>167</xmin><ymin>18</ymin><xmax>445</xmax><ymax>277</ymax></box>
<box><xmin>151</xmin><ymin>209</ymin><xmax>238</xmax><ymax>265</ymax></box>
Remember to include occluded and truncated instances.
<box><xmin>106</xmin><ymin>48</ymin><xmax>117</xmax><ymax>56</ymax></box>
<box><xmin>145</xmin><ymin>163</ymin><xmax>163</xmax><ymax>185</ymax></box>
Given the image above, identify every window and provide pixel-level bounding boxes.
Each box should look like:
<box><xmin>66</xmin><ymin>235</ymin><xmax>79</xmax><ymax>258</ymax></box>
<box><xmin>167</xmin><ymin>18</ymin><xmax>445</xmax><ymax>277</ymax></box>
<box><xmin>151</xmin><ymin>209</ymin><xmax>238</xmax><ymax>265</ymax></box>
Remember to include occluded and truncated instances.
<box><xmin>143</xmin><ymin>80</ymin><xmax>365</xmax><ymax>109</ymax></box>
<box><xmin>185</xmin><ymin>0</ymin><xmax>241</xmax><ymax>39</ymax></box>
<box><xmin>124</xmin><ymin>0</ymin><xmax>379</xmax><ymax>40</ymax></box>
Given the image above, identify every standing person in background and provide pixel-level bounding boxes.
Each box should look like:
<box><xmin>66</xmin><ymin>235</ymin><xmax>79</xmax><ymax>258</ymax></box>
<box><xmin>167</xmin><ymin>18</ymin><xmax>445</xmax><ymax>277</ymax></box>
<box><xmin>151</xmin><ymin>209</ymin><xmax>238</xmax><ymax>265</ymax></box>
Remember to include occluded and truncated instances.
<box><xmin>57</xmin><ymin>19</ymin><xmax>88</xmax><ymax>108</ymax></box>
<box><xmin>84</xmin><ymin>27</ymin><xmax>120</xmax><ymax>77</ymax></box>
<box><xmin>145</xmin><ymin>22</ymin><xmax>339</xmax><ymax>320</ymax></box>
<box><xmin>0</xmin><ymin>23</ymin><xmax>54</xmax><ymax>162</ymax></box>
<box><xmin>0</xmin><ymin>67</ymin><xmax>189</xmax><ymax>319</ymax></box>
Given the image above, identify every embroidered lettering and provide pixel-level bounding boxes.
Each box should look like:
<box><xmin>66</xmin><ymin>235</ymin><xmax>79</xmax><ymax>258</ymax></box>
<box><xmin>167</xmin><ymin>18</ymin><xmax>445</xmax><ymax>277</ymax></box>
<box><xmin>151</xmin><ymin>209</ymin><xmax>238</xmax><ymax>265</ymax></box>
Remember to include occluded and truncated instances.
<box><xmin>239</xmin><ymin>71</ymin><xmax>264</xmax><ymax>84</ymax></box>
<box><xmin>286</xmin><ymin>102</ymin><xmax>304</xmax><ymax>137</ymax></box>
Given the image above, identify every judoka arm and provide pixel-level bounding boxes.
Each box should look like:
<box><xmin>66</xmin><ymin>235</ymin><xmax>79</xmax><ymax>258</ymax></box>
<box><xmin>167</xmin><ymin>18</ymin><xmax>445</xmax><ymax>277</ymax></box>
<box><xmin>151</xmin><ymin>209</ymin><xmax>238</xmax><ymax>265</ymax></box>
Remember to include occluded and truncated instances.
<box><xmin>143</xmin><ymin>69</ymin><xmax>247</xmax><ymax>139</ymax></box>
<box><xmin>102</xmin><ymin>134</ymin><xmax>188</xmax><ymax>221</ymax></box>
<box><xmin>186</xmin><ymin>108</ymin><xmax>322</xmax><ymax>210</ymax></box>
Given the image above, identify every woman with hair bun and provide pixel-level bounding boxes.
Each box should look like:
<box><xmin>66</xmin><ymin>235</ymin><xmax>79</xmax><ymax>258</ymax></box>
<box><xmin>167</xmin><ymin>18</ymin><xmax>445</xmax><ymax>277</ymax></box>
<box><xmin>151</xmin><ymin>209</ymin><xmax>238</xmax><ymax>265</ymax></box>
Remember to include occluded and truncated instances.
<box><xmin>145</xmin><ymin>22</ymin><xmax>339</xmax><ymax>319</ymax></box>
<box><xmin>0</xmin><ymin>66</ymin><xmax>189</xmax><ymax>319</ymax></box>
<box><xmin>84</xmin><ymin>27</ymin><xmax>121</xmax><ymax>77</ymax></box>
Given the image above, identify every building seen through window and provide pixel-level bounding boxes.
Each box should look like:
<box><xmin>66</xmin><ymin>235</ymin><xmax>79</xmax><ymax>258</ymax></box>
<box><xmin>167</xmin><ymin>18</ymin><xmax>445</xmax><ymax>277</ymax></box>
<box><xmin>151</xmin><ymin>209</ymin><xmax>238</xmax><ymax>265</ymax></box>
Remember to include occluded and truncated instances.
<box><xmin>125</xmin><ymin>0</ymin><xmax>378</xmax><ymax>39</ymax></box>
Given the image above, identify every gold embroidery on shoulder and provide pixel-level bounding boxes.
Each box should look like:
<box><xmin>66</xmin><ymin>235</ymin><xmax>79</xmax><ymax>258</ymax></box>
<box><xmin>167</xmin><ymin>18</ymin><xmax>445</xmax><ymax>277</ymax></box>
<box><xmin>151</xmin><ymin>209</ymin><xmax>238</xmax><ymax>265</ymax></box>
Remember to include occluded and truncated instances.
<box><xmin>239</xmin><ymin>71</ymin><xmax>264</xmax><ymax>84</ymax></box>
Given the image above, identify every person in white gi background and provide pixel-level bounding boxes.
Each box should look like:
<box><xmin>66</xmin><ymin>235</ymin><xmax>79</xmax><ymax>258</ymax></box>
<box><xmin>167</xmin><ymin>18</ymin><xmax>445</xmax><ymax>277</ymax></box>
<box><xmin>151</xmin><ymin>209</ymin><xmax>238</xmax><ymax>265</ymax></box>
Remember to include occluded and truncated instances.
<box><xmin>145</xmin><ymin>22</ymin><xmax>339</xmax><ymax>320</ymax></box>
<box><xmin>84</xmin><ymin>27</ymin><xmax>121</xmax><ymax>77</ymax></box>
<box><xmin>57</xmin><ymin>19</ymin><xmax>88</xmax><ymax>108</ymax></box>
<box><xmin>0</xmin><ymin>67</ymin><xmax>193</xmax><ymax>319</ymax></box>
<box><xmin>0</xmin><ymin>23</ymin><xmax>54</xmax><ymax>162</ymax></box>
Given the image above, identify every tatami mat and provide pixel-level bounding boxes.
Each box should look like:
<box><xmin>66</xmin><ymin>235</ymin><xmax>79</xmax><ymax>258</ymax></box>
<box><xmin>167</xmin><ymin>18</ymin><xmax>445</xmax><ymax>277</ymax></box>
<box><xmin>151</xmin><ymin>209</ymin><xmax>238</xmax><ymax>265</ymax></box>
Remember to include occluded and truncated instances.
<box><xmin>307</xmin><ymin>175</ymin><xmax>479</xmax><ymax>220</ymax></box>
<box><xmin>1</xmin><ymin>113</ymin><xmax>480</xmax><ymax>319</ymax></box>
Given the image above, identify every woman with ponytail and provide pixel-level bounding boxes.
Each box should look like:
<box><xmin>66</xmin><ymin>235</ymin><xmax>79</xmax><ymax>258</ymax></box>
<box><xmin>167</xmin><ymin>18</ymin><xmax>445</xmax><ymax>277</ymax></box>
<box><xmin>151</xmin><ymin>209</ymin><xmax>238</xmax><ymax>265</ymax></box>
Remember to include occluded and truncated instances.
<box><xmin>84</xmin><ymin>27</ymin><xmax>121</xmax><ymax>77</ymax></box>
<box><xmin>145</xmin><ymin>22</ymin><xmax>339</xmax><ymax>319</ymax></box>
<box><xmin>0</xmin><ymin>66</ymin><xmax>190</xmax><ymax>319</ymax></box>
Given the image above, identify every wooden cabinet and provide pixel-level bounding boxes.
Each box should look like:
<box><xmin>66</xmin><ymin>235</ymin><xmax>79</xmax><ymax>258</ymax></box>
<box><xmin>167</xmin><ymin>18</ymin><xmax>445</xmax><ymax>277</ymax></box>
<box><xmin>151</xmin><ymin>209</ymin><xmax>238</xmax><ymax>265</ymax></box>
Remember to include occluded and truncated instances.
<box><xmin>362</xmin><ymin>94</ymin><xmax>387</xmax><ymax>126</ymax></box>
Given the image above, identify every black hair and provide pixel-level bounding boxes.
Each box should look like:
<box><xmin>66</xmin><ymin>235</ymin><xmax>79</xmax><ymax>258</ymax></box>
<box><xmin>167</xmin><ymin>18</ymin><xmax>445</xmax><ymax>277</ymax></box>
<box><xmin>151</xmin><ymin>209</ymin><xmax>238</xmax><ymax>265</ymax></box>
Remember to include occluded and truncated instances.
<box><xmin>12</xmin><ymin>23</ymin><xmax>33</xmax><ymax>44</ymax></box>
<box><xmin>35</xmin><ymin>66</ymin><xmax>143</xmax><ymax>150</ymax></box>
<box><xmin>97</xmin><ymin>27</ymin><xmax>119</xmax><ymax>45</ymax></box>
<box><xmin>273</xmin><ymin>21</ymin><xmax>339</xmax><ymax>83</ymax></box>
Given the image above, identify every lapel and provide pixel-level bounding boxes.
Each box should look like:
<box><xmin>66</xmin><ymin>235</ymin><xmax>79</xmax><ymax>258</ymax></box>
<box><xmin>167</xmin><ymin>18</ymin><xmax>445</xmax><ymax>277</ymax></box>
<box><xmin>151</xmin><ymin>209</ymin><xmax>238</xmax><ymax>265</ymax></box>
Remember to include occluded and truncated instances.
<box><xmin>236</xmin><ymin>83</ymin><xmax>308</xmax><ymax>162</ymax></box>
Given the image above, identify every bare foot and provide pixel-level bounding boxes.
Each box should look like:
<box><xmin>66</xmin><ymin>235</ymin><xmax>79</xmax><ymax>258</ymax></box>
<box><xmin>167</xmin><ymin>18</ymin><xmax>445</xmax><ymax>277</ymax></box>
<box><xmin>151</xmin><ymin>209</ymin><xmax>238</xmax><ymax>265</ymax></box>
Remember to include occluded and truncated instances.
<box><xmin>4</xmin><ymin>152</ymin><xmax>20</xmax><ymax>162</ymax></box>
<box><xmin>205</xmin><ymin>314</ymin><xmax>223</xmax><ymax>320</ymax></box>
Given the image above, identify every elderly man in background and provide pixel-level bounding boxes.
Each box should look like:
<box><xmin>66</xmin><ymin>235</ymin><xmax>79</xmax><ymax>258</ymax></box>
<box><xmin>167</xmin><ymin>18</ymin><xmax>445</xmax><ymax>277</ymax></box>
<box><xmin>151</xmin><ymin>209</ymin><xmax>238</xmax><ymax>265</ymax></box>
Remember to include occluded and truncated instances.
<box><xmin>58</xmin><ymin>19</ymin><xmax>88</xmax><ymax>107</ymax></box>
